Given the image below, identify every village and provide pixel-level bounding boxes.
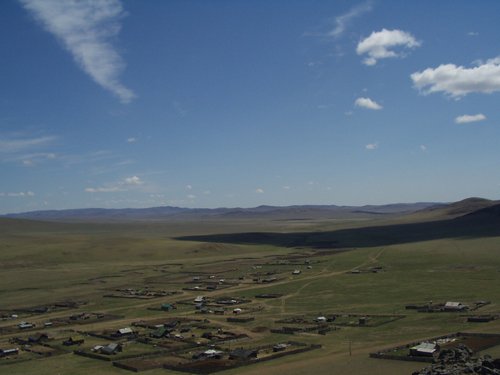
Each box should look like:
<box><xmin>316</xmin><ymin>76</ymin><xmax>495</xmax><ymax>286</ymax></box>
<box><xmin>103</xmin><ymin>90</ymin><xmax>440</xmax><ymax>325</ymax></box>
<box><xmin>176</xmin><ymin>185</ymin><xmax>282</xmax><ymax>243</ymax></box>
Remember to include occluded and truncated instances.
<box><xmin>1</xmin><ymin>246</ymin><xmax>500</xmax><ymax>375</ymax></box>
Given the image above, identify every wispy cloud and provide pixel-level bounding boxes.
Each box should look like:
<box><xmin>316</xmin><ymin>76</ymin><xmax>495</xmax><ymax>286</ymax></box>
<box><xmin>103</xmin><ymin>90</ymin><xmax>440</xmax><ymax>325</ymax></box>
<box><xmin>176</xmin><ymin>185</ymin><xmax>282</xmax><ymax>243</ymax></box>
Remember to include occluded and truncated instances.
<box><xmin>127</xmin><ymin>137</ymin><xmax>137</xmax><ymax>143</ymax></box>
<box><xmin>172</xmin><ymin>101</ymin><xmax>187</xmax><ymax>117</ymax></box>
<box><xmin>85</xmin><ymin>186</ymin><xmax>120</xmax><ymax>193</ymax></box>
<box><xmin>305</xmin><ymin>2</ymin><xmax>372</xmax><ymax>39</ymax></box>
<box><xmin>411</xmin><ymin>58</ymin><xmax>500</xmax><ymax>98</ymax></box>
<box><xmin>355</xmin><ymin>97</ymin><xmax>382</xmax><ymax>110</ymax></box>
<box><xmin>328</xmin><ymin>2</ymin><xmax>372</xmax><ymax>38</ymax></box>
<box><xmin>365</xmin><ymin>142</ymin><xmax>378</xmax><ymax>150</ymax></box>
<box><xmin>455</xmin><ymin>113</ymin><xmax>486</xmax><ymax>124</ymax></box>
<box><xmin>85</xmin><ymin>175</ymin><xmax>145</xmax><ymax>193</ymax></box>
<box><xmin>0</xmin><ymin>135</ymin><xmax>56</xmax><ymax>153</ymax></box>
<box><xmin>0</xmin><ymin>191</ymin><xmax>35</xmax><ymax>197</ymax></box>
<box><xmin>420</xmin><ymin>144</ymin><xmax>427</xmax><ymax>152</ymax></box>
<box><xmin>255</xmin><ymin>188</ymin><xmax>264</xmax><ymax>194</ymax></box>
<box><xmin>20</xmin><ymin>0</ymin><xmax>136</xmax><ymax>103</ymax></box>
<box><xmin>357</xmin><ymin>29</ymin><xmax>421</xmax><ymax>65</ymax></box>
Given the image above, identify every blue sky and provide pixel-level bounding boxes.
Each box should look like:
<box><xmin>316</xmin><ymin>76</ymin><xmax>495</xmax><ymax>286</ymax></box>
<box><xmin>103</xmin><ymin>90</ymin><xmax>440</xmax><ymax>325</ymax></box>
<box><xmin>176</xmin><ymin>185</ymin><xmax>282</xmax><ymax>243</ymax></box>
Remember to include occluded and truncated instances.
<box><xmin>2</xmin><ymin>0</ymin><xmax>500</xmax><ymax>213</ymax></box>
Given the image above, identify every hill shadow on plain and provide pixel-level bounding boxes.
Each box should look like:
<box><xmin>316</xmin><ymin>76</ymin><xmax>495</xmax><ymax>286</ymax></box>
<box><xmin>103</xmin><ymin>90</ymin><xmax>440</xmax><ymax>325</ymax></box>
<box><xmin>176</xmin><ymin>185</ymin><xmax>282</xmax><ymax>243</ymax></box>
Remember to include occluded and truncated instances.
<box><xmin>175</xmin><ymin>205</ymin><xmax>500</xmax><ymax>250</ymax></box>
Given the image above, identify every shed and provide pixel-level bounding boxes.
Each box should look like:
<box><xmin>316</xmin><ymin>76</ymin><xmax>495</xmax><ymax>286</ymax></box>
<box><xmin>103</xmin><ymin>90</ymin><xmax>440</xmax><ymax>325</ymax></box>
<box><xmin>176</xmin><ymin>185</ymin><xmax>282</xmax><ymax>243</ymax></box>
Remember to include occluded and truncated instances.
<box><xmin>29</xmin><ymin>333</ymin><xmax>49</xmax><ymax>343</ymax></box>
<box><xmin>229</xmin><ymin>348</ymin><xmax>258</xmax><ymax>360</ymax></box>
<box><xmin>63</xmin><ymin>335</ymin><xmax>84</xmax><ymax>346</ymax></box>
<box><xmin>161</xmin><ymin>303</ymin><xmax>175</xmax><ymax>311</ymax></box>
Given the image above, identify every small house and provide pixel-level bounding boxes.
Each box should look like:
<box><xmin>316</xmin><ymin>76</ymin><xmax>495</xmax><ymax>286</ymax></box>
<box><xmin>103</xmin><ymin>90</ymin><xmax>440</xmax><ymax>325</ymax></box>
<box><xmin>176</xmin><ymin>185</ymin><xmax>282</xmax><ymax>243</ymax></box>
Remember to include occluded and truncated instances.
<box><xmin>150</xmin><ymin>326</ymin><xmax>169</xmax><ymax>338</ymax></box>
<box><xmin>116</xmin><ymin>327</ymin><xmax>134</xmax><ymax>337</ymax></box>
<box><xmin>0</xmin><ymin>348</ymin><xmax>19</xmax><ymax>357</ymax></box>
<box><xmin>100</xmin><ymin>343</ymin><xmax>122</xmax><ymax>355</ymax></box>
<box><xmin>409</xmin><ymin>342</ymin><xmax>438</xmax><ymax>357</ymax></box>
<box><xmin>217</xmin><ymin>299</ymin><xmax>238</xmax><ymax>305</ymax></box>
<box><xmin>444</xmin><ymin>302</ymin><xmax>468</xmax><ymax>311</ymax></box>
<box><xmin>315</xmin><ymin>316</ymin><xmax>327</xmax><ymax>323</ymax></box>
<box><xmin>63</xmin><ymin>335</ymin><xmax>84</xmax><ymax>346</ymax></box>
<box><xmin>262</xmin><ymin>277</ymin><xmax>277</xmax><ymax>283</ymax></box>
<box><xmin>194</xmin><ymin>296</ymin><xmax>206</xmax><ymax>303</ymax></box>
<box><xmin>18</xmin><ymin>322</ymin><xmax>34</xmax><ymax>329</ymax></box>
<box><xmin>273</xmin><ymin>343</ymin><xmax>288</xmax><ymax>352</ymax></box>
<box><xmin>202</xmin><ymin>349</ymin><xmax>223</xmax><ymax>359</ymax></box>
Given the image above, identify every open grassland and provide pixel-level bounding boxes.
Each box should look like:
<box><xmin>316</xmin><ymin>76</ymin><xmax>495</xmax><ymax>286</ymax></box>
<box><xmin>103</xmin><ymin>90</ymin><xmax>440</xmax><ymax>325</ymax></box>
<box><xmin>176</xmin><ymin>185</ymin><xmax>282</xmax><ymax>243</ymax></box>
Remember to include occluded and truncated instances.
<box><xmin>1</xmin><ymin>215</ymin><xmax>500</xmax><ymax>374</ymax></box>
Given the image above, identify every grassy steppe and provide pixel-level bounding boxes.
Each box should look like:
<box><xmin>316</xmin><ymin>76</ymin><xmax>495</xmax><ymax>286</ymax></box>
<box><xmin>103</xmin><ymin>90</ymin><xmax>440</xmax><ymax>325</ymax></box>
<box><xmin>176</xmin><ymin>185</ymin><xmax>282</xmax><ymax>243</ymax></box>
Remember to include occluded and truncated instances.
<box><xmin>1</xmin><ymin>215</ymin><xmax>500</xmax><ymax>374</ymax></box>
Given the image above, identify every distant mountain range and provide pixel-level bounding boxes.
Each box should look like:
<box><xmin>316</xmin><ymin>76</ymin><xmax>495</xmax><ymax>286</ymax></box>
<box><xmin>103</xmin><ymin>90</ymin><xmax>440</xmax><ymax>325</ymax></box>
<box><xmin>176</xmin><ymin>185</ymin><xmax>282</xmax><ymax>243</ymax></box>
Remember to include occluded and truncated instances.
<box><xmin>0</xmin><ymin>201</ymin><xmax>442</xmax><ymax>222</ymax></box>
<box><xmin>2</xmin><ymin>197</ymin><xmax>498</xmax><ymax>223</ymax></box>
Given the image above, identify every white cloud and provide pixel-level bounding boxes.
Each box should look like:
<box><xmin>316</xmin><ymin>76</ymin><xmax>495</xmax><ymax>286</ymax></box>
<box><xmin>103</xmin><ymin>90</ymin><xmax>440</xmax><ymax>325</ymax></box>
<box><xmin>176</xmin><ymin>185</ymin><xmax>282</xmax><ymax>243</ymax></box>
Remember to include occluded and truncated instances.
<box><xmin>186</xmin><ymin>184</ymin><xmax>192</xmax><ymax>190</ymax></box>
<box><xmin>127</xmin><ymin>137</ymin><xmax>137</xmax><ymax>143</ymax></box>
<box><xmin>365</xmin><ymin>143</ymin><xmax>378</xmax><ymax>150</ymax></box>
<box><xmin>328</xmin><ymin>2</ymin><xmax>372</xmax><ymax>39</ymax></box>
<box><xmin>420</xmin><ymin>144</ymin><xmax>427</xmax><ymax>152</ymax></box>
<box><xmin>355</xmin><ymin>97</ymin><xmax>382</xmax><ymax>110</ymax></box>
<box><xmin>357</xmin><ymin>28</ymin><xmax>421</xmax><ymax>65</ymax></box>
<box><xmin>124</xmin><ymin>176</ymin><xmax>143</xmax><ymax>185</ymax></box>
<box><xmin>255</xmin><ymin>188</ymin><xmax>264</xmax><ymax>194</ymax></box>
<box><xmin>468</xmin><ymin>31</ymin><xmax>479</xmax><ymax>36</ymax></box>
<box><xmin>85</xmin><ymin>175</ymin><xmax>144</xmax><ymax>193</ymax></box>
<box><xmin>455</xmin><ymin>113</ymin><xmax>486</xmax><ymax>124</ymax></box>
<box><xmin>203</xmin><ymin>190</ymin><xmax>211</xmax><ymax>195</ymax></box>
<box><xmin>0</xmin><ymin>191</ymin><xmax>35</xmax><ymax>197</ymax></box>
<box><xmin>22</xmin><ymin>159</ymin><xmax>35</xmax><ymax>167</ymax></box>
<box><xmin>283</xmin><ymin>186</ymin><xmax>291</xmax><ymax>190</ymax></box>
<box><xmin>187</xmin><ymin>194</ymin><xmax>196</xmax><ymax>200</ymax></box>
<box><xmin>85</xmin><ymin>186</ymin><xmax>120</xmax><ymax>193</ymax></box>
<box><xmin>20</xmin><ymin>0</ymin><xmax>135</xmax><ymax>103</ymax></box>
<box><xmin>411</xmin><ymin>58</ymin><xmax>500</xmax><ymax>98</ymax></box>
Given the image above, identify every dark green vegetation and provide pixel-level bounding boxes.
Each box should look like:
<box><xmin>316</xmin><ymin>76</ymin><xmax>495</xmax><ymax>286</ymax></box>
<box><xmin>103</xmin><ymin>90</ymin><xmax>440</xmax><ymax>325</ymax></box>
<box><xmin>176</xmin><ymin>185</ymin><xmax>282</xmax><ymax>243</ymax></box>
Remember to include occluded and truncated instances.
<box><xmin>1</xmin><ymin>198</ymin><xmax>500</xmax><ymax>374</ymax></box>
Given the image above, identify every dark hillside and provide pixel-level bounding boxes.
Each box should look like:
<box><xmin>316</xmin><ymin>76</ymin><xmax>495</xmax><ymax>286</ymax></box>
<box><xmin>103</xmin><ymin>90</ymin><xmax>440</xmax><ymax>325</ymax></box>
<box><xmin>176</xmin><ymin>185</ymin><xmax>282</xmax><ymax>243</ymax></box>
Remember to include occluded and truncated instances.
<box><xmin>177</xmin><ymin>203</ymin><xmax>500</xmax><ymax>249</ymax></box>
